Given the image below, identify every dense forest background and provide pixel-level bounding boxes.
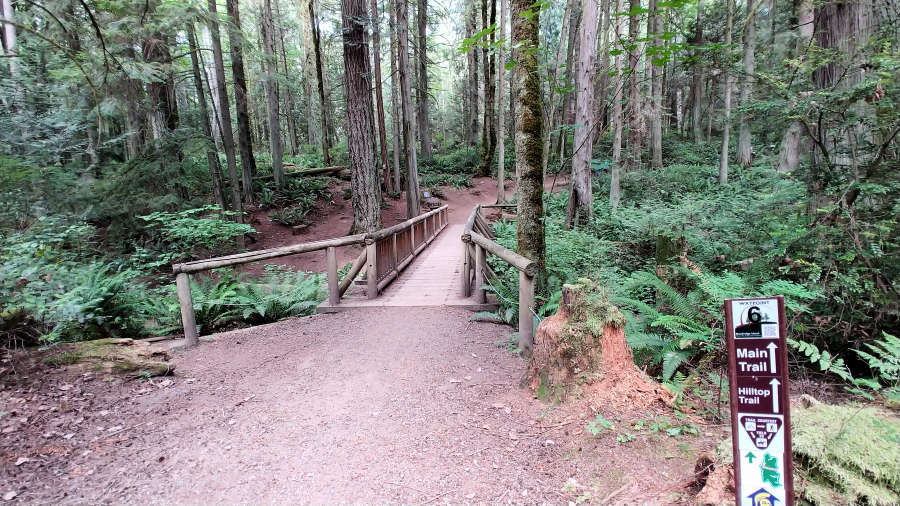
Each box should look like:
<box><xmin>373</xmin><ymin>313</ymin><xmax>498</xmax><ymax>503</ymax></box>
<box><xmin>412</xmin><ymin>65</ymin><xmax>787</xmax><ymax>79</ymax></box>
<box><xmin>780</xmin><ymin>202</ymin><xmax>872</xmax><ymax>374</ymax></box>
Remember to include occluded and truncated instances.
<box><xmin>1</xmin><ymin>0</ymin><xmax>898</xmax><ymax>399</ymax></box>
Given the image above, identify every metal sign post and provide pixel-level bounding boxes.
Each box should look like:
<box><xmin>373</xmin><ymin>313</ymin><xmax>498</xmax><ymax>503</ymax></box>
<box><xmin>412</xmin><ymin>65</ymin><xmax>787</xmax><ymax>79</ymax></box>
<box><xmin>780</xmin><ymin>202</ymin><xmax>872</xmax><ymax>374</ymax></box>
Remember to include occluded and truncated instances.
<box><xmin>725</xmin><ymin>296</ymin><xmax>794</xmax><ymax>506</ymax></box>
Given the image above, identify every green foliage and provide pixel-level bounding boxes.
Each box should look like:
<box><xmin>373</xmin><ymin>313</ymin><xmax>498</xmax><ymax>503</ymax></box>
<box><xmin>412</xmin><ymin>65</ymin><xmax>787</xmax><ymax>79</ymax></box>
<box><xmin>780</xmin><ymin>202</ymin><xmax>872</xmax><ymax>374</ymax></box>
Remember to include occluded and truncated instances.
<box><xmin>269</xmin><ymin>204</ymin><xmax>312</xmax><ymax>227</ymax></box>
<box><xmin>139</xmin><ymin>206</ymin><xmax>256</xmax><ymax>264</ymax></box>
<box><xmin>585</xmin><ymin>414</ymin><xmax>614</xmax><ymax>435</ymax></box>
<box><xmin>792</xmin><ymin>401</ymin><xmax>900</xmax><ymax>505</ymax></box>
<box><xmin>188</xmin><ymin>266</ymin><xmax>323</xmax><ymax>335</ymax></box>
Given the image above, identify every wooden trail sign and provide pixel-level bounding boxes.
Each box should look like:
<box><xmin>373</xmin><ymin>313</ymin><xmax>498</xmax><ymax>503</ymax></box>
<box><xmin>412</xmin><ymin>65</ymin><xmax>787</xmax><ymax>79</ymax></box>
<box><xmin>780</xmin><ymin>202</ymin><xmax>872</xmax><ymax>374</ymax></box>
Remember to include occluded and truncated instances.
<box><xmin>725</xmin><ymin>296</ymin><xmax>794</xmax><ymax>506</ymax></box>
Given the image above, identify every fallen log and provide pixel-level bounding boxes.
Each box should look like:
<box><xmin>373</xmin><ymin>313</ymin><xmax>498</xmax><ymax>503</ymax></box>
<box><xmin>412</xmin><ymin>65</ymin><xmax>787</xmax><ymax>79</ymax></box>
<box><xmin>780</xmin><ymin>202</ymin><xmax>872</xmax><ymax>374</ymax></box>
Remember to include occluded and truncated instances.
<box><xmin>253</xmin><ymin>166</ymin><xmax>348</xmax><ymax>181</ymax></box>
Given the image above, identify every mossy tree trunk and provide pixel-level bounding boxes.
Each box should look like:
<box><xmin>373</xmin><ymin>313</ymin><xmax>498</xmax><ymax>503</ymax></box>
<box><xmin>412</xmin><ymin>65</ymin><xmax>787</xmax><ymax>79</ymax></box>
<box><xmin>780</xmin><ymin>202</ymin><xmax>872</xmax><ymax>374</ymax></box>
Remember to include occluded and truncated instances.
<box><xmin>511</xmin><ymin>0</ymin><xmax>546</xmax><ymax>283</ymax></box>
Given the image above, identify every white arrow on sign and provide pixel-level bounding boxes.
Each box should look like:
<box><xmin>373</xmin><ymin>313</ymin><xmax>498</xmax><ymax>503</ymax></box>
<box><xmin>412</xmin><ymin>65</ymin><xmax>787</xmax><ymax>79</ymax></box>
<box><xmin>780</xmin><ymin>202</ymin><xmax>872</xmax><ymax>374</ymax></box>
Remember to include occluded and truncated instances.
<box><xmin>767</xmin><ymin>342</ymin><xmax>778</xmax><ymax>374</ymax></box>
<box><xmin>770</xmin><ymin>378</ymin><xmax>781</xmax><ymax>413</ymax></box>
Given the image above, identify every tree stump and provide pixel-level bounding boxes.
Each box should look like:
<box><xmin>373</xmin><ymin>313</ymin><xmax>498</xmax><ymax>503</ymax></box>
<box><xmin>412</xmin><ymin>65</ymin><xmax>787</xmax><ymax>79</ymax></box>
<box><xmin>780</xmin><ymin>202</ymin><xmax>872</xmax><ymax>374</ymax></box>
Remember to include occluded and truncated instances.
<box><xmin>525</xmin><ymin>279</ymin><xmax>671</xmax><ymax>406</ymax></box>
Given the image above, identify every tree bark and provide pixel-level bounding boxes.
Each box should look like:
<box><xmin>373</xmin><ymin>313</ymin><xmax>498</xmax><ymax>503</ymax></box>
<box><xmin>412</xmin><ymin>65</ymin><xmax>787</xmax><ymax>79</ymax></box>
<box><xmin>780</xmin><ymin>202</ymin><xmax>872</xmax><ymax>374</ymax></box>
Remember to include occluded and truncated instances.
<box><xmin>187</xmin><ymin>23</ymin><xmax>226</xmax><ymax>211</ymax></box>
<box><xmin>691</xmin><ymin>0</ymin><xmax>704</xmax><ymax>143</ymax></box>
<box><xmin>565</xmin><ymin>0</ymin><xmax>598</xmax><ymax>228</ymax></box>
<box><xmin>776</xmin><ymin>0</ymin><xmax>813</xmax><ymax>173</ymax></box>
<box><xmin>308</xmin><ymin>0</ymin><xmax>332</xmax><ymax>165</ymax></box>
<box><xmin>396</xmin><ymin>0</ymin><xmax>420</xmax><ymax>217</ymax></box>
<box><xmin>610</xmin><ymin>0</ymin><xmax>624</xmax><ymax>209</ymax></box>
<box><xmin>372</xmin><ymin>0</ymin><xmax>392</xmax><ymax>193</ymax></box>
<box><xmin>595</xmin><ymin>0</ymin><xmax>611</xmax><ymax>132</ymax></box>
<box><xmin>478</xmin><ymin>0</ymin><xmax>497</xmax><ymax>177</ymax></box>
<box><xmin>299</xmin><ymin>0</ymin><xmax>318</xmax><ymax>145</ymax></box>
<box><xmin>495</xmin><ymin>0</ymin><xmax>508</xmax><ymax>203</ymax></box>
<box><xmin>416</xmin><ymin>0</ymin><xmax>433</xmax><ymax>160</ymax></box>
<box><xmin>512</xmin><ymin>0</ymin><xmax>546</xmax><ymax>282</ymax></box>
<box><xmin>737</xmin><ymin>0</ymin><xmax>756</xmax><ymax>168</ymax></box>
<box><xmin>389</xmin><ymin>0</ymin><xmax>402</xmax><ymax>190</ymax></box>
<box><xmin>1</xmin><ymin>0</ymin><xmax>17</xmax><ymax>76</ymax></box>
<box><xmin>718</xmin><ymin>0</ymin><xmax>734</xmax><ymax>184</ymax></box>
<box><xmin>649</xmin><ymin>0</ymin><xmax>663</xmax><ymax>168</ymax></box>
<box><xmin>342</xmin><ymin>0</ymin><xmax>382</xmax><ymax>233</ymax></box>
<box><xmin>225</xmin><ymin>0</ymin><xmax>258</xmax><ymax>200</ymax></box>
<box><xmin>541</xmin><ymin>0</ymin><xmax>575</xmax><ymax>177</ymax></box>
<box><xmin>625</xmin><ymin>0</ymin><xmax>642</xmax><ymax>171</ymax></box>
<box><xmin>467</xmin><ymin>0</ymin><xmax>480</xmax><ymax>145</ymax></box>
<box><xmin>207</xmin><ymin>0</ymin><xmax>244</xmax><ymax>243</ymax></box>
<box><xmin>274</xmin><ymin>0</ymin><xmax>299</xmax><ymax>156</ymax></box>
<box><xmin>261</xmin><ymin>0</ymin><xmax>284</xmax><ymax>187</ymax></box>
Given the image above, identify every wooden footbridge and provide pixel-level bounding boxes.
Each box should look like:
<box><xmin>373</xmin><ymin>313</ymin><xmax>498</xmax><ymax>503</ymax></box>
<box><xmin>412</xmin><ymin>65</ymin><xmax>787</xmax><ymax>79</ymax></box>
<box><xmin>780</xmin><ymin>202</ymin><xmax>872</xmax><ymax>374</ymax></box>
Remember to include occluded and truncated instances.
<box><xmin>172</xmin><ymin>204</ymin><xmax>536</xmax><ymax>353</ymax></box>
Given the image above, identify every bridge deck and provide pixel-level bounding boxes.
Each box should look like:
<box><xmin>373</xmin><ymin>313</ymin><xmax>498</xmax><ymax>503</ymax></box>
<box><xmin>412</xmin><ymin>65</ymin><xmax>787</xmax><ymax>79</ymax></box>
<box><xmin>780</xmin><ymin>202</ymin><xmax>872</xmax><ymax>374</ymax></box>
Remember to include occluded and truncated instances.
<box><xmin>318</xmin><ymin>224</ymin><xmax>498</xmax><ymax>312</ymax></box>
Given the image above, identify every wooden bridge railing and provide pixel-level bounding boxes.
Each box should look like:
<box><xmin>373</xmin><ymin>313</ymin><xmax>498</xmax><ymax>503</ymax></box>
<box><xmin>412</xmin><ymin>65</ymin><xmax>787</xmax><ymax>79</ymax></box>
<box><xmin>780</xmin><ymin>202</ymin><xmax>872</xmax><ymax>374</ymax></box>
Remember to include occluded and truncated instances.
<box><xmin>172</xmin><ymin>205</ymin><xmax>449</xmax><ymax>346</ymax></box>
<box><xmin>460</xmin><ymin>204</ymin><xmax>535</xmax><ymax>354</ymax></box>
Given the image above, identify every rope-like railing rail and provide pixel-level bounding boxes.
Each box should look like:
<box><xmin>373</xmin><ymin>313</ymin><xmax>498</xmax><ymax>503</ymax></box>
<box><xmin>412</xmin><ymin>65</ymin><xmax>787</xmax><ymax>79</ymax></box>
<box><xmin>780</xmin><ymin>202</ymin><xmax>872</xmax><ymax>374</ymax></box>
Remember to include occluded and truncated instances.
<box><xmin>460</xmin><ymin>204</ymin><xmax>535</xmax><ymax>354</ymax></box>
<box><xmin>172</xmin><ymin>205</ymin><xmax>449</xmax><ymax>347</ymax></box>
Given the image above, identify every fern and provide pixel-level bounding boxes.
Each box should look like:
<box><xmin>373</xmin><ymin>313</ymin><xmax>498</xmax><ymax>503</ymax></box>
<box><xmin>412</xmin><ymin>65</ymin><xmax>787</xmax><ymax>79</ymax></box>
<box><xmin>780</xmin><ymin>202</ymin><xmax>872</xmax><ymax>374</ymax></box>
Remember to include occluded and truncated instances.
<box><xmin>855</xmin><ymin>332</ymin><xmax>900</xmax><ymax>385</ymax></box>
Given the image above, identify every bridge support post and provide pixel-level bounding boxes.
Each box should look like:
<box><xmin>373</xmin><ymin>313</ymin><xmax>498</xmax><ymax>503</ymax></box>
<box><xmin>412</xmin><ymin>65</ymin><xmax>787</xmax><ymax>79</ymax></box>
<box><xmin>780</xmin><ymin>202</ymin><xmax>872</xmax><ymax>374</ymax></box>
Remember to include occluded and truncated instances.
<box><xmin>461</xmin><ymin>235</ymin><xmax>471</xmax><ymax>297</ymax></box>
<box><xmin>475</xmin><ymin>244</ymin><xmax>486</xmax><ymax>304</ymax></box>
<box><xmin>175</xmin><ymin>272</ymin><xmax>199</xmax><ymax>347</ymax></box>
<box><xmin>519</xmin><ymin>271</ymin><xmax>534</xmax><ymax>355</ymax></box>
<box><xmin>326</xmin><ymin>246</ymin><xmax>339</xmax><ymax>305</ymax></box>
<box><xmin>366</xmin><ymin>238</ymin><xmax>378</xmax><ymax>300</ymax></box>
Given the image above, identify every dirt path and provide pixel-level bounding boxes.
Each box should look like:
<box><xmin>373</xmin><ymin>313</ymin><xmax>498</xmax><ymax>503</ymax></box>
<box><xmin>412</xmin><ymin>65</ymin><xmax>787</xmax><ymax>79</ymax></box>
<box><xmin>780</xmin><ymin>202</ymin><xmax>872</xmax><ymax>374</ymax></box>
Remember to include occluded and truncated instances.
<box><xmin>2</xmin><ymin>309</ymin><xmax>709</xmax><ymax>504</ymax></box>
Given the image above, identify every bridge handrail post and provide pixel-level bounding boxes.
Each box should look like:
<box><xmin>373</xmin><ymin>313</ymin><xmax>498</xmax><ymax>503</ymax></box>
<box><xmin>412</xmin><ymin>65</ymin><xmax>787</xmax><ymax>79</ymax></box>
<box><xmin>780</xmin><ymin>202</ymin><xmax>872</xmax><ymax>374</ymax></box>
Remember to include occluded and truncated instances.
<box><xmin>175</xmin><ymin>272</ymin><xmax>198</xmax><ymax>347</ymax></box>
<box><xmin>474</xmin><ymin>244</ymin><xmax>486</xmax><ymax>304</ymax></box>
<box><xmin>519</xmin><ymin>271</ymin><xmax>534</xmax><ymax>354</ymax></box>
<box><xmin>326</xmin><ymin>246</ymin><xmax>339</xmax><ymax>305</ymax></box>
<box><xmin>366</xmin><ymin>238</ymin><xmax>378</xmax><ymax>300</ymax></box>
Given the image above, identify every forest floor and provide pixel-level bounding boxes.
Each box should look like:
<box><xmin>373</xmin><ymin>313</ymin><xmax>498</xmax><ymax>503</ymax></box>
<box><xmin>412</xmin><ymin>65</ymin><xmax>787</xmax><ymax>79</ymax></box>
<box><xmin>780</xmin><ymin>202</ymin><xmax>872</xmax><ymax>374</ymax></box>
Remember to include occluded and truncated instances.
<box><xmin>0</xmin><ymin>175</ymin><xmax>728</xmax><ymax>504</ymax></box>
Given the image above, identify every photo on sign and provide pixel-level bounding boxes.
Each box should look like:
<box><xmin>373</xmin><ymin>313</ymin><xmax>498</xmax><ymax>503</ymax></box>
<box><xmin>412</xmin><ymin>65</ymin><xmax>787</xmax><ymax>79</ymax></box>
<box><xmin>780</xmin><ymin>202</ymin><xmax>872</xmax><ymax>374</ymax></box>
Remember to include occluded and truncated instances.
<box><xmin>732</xmin><ymin>300</ymin><xmax>779</xmax><ymax>339</ymax></box>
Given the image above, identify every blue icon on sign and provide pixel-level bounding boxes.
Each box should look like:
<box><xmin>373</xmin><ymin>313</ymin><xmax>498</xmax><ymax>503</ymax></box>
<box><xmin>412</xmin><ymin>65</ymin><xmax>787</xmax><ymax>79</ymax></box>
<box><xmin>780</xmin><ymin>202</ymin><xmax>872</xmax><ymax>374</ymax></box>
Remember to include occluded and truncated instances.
<box><xmin>747</xmin><ymin>487</ymin><xmax>780</xmax><ymax>506</ymax></box>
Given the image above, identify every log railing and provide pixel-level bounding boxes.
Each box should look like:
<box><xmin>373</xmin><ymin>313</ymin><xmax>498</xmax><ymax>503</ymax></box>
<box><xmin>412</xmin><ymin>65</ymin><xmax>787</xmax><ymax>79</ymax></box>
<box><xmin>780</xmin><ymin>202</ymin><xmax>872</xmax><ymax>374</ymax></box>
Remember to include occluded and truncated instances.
<box><xmin>172</xmin><ymin>205</ymin><xmax>449</xmax><ymax>346</ymax></box>
<box><xmin>460</xmin><ymin>204</ymin><xmax>535</xmax><ymax>354</ymax></box>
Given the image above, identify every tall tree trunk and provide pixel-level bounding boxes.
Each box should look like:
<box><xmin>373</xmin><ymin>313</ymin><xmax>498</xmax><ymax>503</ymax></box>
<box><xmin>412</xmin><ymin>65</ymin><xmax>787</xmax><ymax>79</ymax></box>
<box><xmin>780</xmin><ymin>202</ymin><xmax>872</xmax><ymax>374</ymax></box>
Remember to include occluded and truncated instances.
<box><xmin>718</xmin><ymin>0</ymin><xmax>734</xmax><ymax>184</ymax></box>
<box><xmin>416</xmin><ymin>0</ymin><xmax>433</xmax><ymax>160</ymax></box>
<box><xmin>1</xmin><ymin>0</ymin><xmax>17</xmax><ymax>76</ymax></box>
<box><xmin>225</xmin><ymin>0</ymin><xmax>258</xmax><ymax>200</ymax></box>
<box><xmin>467</xmin><ymin>0</ymin><xmax>480</xmax><ymax>145</ymax></box>
<box><xmin>389</xmin><ymin>0</ymin><xmax>402</xmax><ymax>190</ymax></box>
<box><xmin>496</xmin><ymin>0</ymin><xmax>508</xmax><ymax>203</ymax></box>
<box><xmin>557</xmin><ymin>4</ymin><xmax>580</xmax><ymax>171</ymax></box>
<box><xmin>299</xmin><ymin>0</ymin><xmax>318</xmax><ymax>145</ymax></box>
<box><xmin>691</xmin><ymin>0</ymin><xmax>704</xmax><ymax>143</ymax></box>
<box><xmin>776</xmin><ymin>0</ymin><xmax>813</xmax><ymax>173</ymax></box>
<box><xmin>737</xmin><ymin>0</ymin><xmax>756</xmax><ymax>167</ymax></box>
<box><xmin>207</xmin><ymin>0</ymin><xmax>244</xmax><ymax>242</ymax></box>
<box><xmin>274</xmin><ymin>0</ymin><xmax>299</xmax><ymax>156</ymax></box>
<box><xmin>649</xmin><ymin>0</ymin><xmax>663</xmax><ymax>168</ymax></box>
<box><xmin>342</xmin><ymin>0</ymin><xmax>382</xmax><ymax>233</ymax></box>
<box><xmin>625</xmin><ymin>0</ymin><xmax>642</xmax><ymax>171</ymax></box>
<box><xmin>610</xmin><ymin>0</ymin><xmax>624</xmax><ymax>208</ymax></box>
<box><xmin>542</xmin><ymin>0</ymin><xmax>575</xmax><ymax>177</ymax></box>
<box><xmin>143</xmin><ymin>34</ymin><xmax>179</xmax><ymax>141</ymax></box>
<box><xmin>478</xmin><ymin>0</ymin><xmax>497</xmax><ymax>176</ymax></box>
<box><xmin>565</xmin><ymin>0</ymin><xmax>599</xmax><ymax>228</ymax></box>
<box><xmin>396</xmin><ymin>0</ymin><xmax>420</xmax><ymax>217</ymax></box>
<box><xmin>595</xmin><ymin>0</ymin><xmax>611</xmax><ymax>132</ymax></box>
<box><xmin>187</xmin><ymin>23</ymin><xmax>226</xmax><ymax>211</ymax></box>
<box><xmin>262</xmin><ymin>0</ymin><xmax>284</xmax><ymax>187</ymax></box>
<box><xmin>512</xmin><ymin>0</ymin><xmax>546</xmax><ymax>283</ymax></box>
<box><xmin>372</xmin><ymin>0</ymin><xmax>392</xmax><ymax>193</ymax></box>
<box><xmin>308</xmin><ymin>0</ymin><xmax>332</xmax><ymax>165</ymax></box>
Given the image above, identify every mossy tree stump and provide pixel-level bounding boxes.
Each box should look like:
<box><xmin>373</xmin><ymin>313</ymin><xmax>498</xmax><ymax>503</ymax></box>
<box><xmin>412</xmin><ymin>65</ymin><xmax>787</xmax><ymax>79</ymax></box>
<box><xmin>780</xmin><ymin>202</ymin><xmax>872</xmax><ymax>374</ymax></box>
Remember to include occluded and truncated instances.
<box><xmin>525</xmin><ymin>279</ymin><xmax>670</xmax><ymax>405</ymax></box>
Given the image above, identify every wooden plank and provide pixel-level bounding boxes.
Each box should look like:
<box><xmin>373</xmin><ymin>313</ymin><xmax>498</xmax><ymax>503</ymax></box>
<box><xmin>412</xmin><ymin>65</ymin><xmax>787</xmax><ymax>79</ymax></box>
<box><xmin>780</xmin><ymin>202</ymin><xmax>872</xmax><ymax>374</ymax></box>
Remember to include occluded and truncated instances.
<box><xmin>175</xmin><ymin>273</ymin><xmax>199</xmax><ymax>347</ymax></box>
<box><xmin>367</xmin><ymin>205</ymin><xmax>448</xmax><ymax>240</ymax></box>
